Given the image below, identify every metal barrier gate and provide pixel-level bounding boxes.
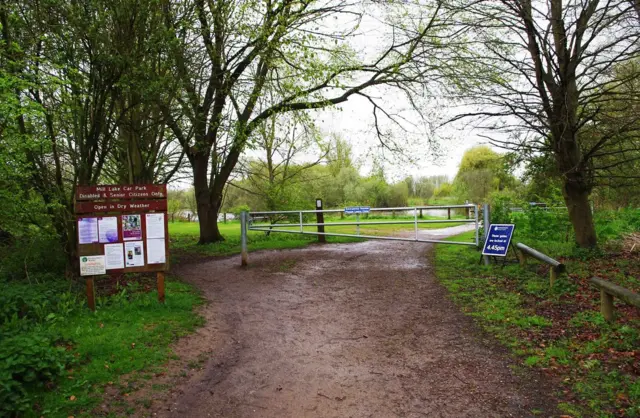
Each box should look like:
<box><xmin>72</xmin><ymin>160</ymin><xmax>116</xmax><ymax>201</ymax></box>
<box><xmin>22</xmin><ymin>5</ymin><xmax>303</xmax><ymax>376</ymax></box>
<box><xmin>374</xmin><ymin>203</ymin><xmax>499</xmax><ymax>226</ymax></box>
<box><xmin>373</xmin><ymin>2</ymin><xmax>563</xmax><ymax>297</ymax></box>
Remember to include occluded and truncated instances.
<box><xmin>240</xmin><ymin>204</ymin><xmax>479</xmax><ymax>261</ymax></box>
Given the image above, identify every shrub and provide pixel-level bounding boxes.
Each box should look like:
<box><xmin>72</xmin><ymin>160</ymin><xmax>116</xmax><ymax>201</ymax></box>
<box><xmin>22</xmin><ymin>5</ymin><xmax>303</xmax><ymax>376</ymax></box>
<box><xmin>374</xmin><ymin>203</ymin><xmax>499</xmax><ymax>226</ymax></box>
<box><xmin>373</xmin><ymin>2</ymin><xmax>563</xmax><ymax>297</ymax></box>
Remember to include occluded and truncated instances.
<box><xmin>0</xmin><ymin>332</ymin><xmax>76</xmax><ymax>416</ymax></box>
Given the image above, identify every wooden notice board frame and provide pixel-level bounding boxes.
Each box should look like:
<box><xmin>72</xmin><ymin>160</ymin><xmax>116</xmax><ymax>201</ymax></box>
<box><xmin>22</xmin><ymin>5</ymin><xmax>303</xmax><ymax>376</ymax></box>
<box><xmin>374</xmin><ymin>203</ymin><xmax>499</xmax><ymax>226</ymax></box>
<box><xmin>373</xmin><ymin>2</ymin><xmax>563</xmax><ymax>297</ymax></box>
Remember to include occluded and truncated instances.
<box><xmin>75</xmin><ymin>184</ymin><xmax>169</xmax><ymax>310</ymax></box>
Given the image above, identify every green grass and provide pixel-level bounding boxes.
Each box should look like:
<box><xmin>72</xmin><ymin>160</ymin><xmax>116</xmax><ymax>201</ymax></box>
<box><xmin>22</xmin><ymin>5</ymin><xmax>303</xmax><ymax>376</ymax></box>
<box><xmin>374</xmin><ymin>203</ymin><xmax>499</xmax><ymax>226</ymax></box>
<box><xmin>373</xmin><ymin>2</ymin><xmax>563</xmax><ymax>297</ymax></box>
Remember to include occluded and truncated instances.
<box><xmin>434</xmin><ymin>230</ymin><xmax>640</xmax><ymax>417</ymax></box>
<box><xmin>2</xmin><ymin>278</ymin><xmax>203</xmax><ymax>417</ymax></box>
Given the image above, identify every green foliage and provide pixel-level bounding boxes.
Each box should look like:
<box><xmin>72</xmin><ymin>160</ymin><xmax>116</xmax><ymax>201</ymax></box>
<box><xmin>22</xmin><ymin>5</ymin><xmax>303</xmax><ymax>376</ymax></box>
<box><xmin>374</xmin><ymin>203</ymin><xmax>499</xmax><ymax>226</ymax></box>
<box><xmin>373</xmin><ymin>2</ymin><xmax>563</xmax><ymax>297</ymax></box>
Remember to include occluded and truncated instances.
<box><xmin>0</xmin><ymin>277</ymin><xmax>203</xmax><ymax>417</ymax></box>
<box><xmin>453</xmin><ymin>146</ymin><xmax>518</xmax><ymax>202</ymax></box>
<box><xmin>229</xmin><ymin>204</ymin><xmax>251</xmax><ymax>218</ymax></box>
<box><xmin>435</xmin><ymin>215</ymin><xmax>640</xmax><ymax>417</ymax></box>
<box><xmin>488</xmin><ymin>189</ymin><xmax>522</xmax><ymax>224</ymax></box>
<box><xmin>0</xmin><ymin>333</ymin><xmax>76</xmax><ymax>416</ymax></box>
<box><xmin>433</xmin><ymin>183</ymin><xmax>453</xmax><ymax>198</ymax></box>
<box><xmin>0</xmin><ymin>234</ymin><xmax>66</xmax><ymax>282</ymax></box>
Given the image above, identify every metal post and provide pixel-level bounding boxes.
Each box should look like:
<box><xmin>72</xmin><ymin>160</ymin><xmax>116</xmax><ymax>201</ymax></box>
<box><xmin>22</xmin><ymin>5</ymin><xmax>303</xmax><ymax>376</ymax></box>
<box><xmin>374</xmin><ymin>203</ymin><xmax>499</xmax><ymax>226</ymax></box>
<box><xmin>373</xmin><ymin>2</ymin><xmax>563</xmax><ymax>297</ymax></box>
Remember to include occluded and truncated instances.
<box><xmin>483</xmin><ymin>204</ymin><xmax>490</xmax><ymax>241</ymax></box>
<box><xmin>299</xmin><ymin>211</ymin><xmax>303</xmax><ymax>233</ymax></box>
<box><xmin>240</xmin><ymin>211</ymin><xmax>248</xmax><ymax>266</ymax></box>
<box><xmin>474</xmin><ymin>204</ymin><xmax>479</xmax><ymax>247</ymax></box>
<box><xmin>414</xmin><ymin>207</ymin><xmax>418</xmax><ymax>241</ymax></box>
<box><xmin>316</xmin><ymin>199</ymin><xmax>326</xmax><ymax>243</ymax></box>
<box><xmin>483</xmin><ymin>203</ymin><xmax>491</xmax><ymax>265</ymax></box>
<box><xmin>356</xmin><ymin>213</ymin><xmax>360</xmax><ymax>235</ymax></box>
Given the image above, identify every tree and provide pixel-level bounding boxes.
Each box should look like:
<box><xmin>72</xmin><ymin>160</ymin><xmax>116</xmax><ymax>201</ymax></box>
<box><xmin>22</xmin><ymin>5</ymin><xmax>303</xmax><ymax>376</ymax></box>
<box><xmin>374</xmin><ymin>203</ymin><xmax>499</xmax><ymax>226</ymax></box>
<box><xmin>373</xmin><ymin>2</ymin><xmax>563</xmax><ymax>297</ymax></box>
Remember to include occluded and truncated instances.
<box><xmin>232</xmin><ymin>113</ymin><xmax>328</xmax><ymax>211</ymax></box>
<box><xmin>1</xmin><ymin>0</ymin><xmax>184</xmax><ymax>269</ymax></box>
<box><xmin>167</xmin><ymin>190</ymin><xmax>185</xmax><ymax>222</ymax></box>
<box><xmin>161</xmin><ymin>0</ymin><xmax>471</xmax><ymax>244</ymax></box>
<box><xmin>451</xmin><ymin>0</ymin><xmax>640</xmax><ymax>247</ymax></box>
<box><xmin>453</xmin><ymin>146</ymin><xmax>515</xmax><ymax>202</ymax></box>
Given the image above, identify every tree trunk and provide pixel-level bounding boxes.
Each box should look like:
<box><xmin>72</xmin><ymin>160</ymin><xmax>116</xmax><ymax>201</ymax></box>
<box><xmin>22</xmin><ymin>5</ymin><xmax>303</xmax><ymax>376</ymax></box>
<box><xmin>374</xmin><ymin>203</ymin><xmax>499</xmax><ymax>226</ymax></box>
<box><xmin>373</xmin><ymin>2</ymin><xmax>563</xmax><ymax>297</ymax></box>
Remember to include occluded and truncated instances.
<box><xmin>196</xmin><ymin>200</ymin><xmax>223</xmax><ymax>244</ymax></box>
<box><xmin>193</xmin><ymin>154</ymin><xmax>224</xmax><ymax>244</ymax></box>
<box><xmin>562</xmin><ymin>179</ymin><xmax>597</xmax><ymax>248</ymax></box>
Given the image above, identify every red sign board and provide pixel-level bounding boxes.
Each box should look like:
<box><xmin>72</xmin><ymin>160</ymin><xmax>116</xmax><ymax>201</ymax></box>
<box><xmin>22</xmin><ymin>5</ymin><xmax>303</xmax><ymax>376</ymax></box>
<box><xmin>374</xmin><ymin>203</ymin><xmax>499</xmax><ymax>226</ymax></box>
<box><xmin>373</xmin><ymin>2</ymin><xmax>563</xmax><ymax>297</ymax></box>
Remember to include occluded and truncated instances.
<box><xmin>75</xmin><ymin>200</ymin><xmax>168</xmax><ymax>214</ymax></box>
<box><xmin>76</xmin><ymin>184</ymin><xmax>167</xmax><ymax>201</ymax></box>
<box><xmin>74</xmin><ymin>184</ymin><xmax>169</xmax><ymax>281</ymax></box>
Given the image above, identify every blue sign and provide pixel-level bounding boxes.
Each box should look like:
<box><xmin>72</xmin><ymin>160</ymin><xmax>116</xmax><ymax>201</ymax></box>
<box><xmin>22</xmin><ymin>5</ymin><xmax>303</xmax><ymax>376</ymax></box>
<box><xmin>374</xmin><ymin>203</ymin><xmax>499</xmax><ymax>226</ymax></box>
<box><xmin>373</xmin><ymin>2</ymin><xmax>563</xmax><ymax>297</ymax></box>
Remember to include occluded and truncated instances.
<box><xmin>482</xmin><ymin>224</ymin><xmax>515</xmax><ymax>257</ymax></box>
<box><xmin>344</xmin><ymin>206</ymin><xmax>370</xmax><ymax>214</ymax></box>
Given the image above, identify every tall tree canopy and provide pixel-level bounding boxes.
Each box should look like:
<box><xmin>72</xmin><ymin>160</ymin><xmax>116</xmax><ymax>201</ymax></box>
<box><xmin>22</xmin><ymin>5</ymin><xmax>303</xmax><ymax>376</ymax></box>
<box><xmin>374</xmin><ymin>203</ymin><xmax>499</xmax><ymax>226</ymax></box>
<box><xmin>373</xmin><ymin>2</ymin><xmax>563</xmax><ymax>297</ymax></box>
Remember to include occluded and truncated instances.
<box><xmin>161</xmin><ymin>0</ymin><xmax>475</xmax><ymax>243</ymax></box>
<box><xmin>451</xmin><ymin>0</ymin><xmax>640</xmax><ymax>247</ymax></box>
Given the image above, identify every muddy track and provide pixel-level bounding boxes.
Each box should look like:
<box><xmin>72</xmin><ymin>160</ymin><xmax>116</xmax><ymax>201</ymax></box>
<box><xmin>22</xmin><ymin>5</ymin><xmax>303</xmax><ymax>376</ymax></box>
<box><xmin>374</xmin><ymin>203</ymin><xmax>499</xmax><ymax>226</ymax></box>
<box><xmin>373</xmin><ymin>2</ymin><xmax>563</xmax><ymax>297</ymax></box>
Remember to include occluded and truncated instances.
<box><xmin>149</xmin><ymin>229</ymin><xmax>557</xmax><ymax>417</ymax></box>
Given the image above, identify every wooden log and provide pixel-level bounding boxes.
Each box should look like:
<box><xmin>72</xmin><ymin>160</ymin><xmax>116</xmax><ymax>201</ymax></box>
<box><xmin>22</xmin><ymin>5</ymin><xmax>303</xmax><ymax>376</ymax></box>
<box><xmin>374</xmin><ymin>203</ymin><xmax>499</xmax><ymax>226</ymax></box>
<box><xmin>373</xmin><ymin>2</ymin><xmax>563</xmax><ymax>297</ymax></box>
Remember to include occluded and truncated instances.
<box><xmin>590</xmin><ymin>277</ymin><xmax>640</xmax><ymax>308</ymax></box>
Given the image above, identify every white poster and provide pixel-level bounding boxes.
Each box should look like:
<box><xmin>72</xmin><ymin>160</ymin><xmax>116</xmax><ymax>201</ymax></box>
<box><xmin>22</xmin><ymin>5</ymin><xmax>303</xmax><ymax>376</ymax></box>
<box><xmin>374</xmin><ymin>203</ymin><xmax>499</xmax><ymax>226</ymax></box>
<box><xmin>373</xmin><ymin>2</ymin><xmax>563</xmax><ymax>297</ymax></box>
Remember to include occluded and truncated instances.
<box><xmin>146</xmin><ymin>238</ymin><xmax>166</xmax><ymax>264</ymax></box>
<box><xmin>79</xmin><ymin>255</ymin><xmax>105</xmax><ymax>276</ymax></box>
<box><xmin>104</xmin><ymin>243</ymin><xmax>125</xmax><ymax>270</ymax></box>
<box><xmin>124</xmin><ymin>241</ymin><xmax>145</xmax><ymax>267</ymax></box>
<box><xmin>98</xmin><ymin>217</ymin><xmax>119</xmax><ymax>243</ymax></box>
<box><xmin>78</xmin><ymin>218</ymin><xmax>99</xmax><ymax>244</ymax></box>
<box><xmin>145</xmin><ymin>213</ymin><xmax>165</xmax><ymax>239</ymax></box>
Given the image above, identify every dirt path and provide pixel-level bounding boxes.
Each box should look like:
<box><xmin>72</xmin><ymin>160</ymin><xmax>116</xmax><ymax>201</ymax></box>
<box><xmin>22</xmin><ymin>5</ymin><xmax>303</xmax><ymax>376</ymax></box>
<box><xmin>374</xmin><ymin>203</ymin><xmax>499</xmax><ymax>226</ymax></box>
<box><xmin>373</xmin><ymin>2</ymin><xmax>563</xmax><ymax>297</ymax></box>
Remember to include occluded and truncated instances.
<box><xmin>150</xmin><ymin>229</ymin><xmax>557</xmax><ymax>417</ymax></box>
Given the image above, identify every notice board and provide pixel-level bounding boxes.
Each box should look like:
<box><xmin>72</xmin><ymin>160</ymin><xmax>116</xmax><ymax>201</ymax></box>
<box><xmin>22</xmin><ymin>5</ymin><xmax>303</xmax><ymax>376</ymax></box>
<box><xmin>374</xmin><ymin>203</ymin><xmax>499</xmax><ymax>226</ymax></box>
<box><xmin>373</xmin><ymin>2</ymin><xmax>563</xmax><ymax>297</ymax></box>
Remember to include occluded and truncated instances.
<box><xmin>75</xmin><ymin>184</ymin><xmax>169</xmax><ymax>275</ymax></box>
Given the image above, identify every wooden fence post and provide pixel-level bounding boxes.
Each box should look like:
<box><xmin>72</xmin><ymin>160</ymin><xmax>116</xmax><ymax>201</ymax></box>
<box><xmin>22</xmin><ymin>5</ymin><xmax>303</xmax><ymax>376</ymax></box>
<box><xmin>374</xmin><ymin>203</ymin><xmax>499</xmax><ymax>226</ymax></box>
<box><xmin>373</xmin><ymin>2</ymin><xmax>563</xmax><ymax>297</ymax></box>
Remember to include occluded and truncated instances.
<box><xmin>316</xmin><ymin>199</ymin><xmax>326</xmax><ymax>243</ymax></box>
<box><xmin>86</xmin><ymin>277</ymin><xmax>96</xmax><ymax>311</ymax></box>
<box><xmin>157</xmin><ymin>271</ymin><xmax>165</xmax><ymax>303</ymax></box>
<box><xmin>518</xmin><ymin>252</ymin><xmax>527</xmax><ymax>267</ymax></box>
<box><xmin>549</xmin><ymin>268</ymin><xmax>557</xmax><ymax>288</ymax></box>
<box><xmin>601</xmin><ymin>290</ymin><xmax>614</xmax><ymax>321</ymax></box>
<box><xmin>447</xmin><ymin>208</ymin><xmax>451</xmax><ymax>219</ymax></box>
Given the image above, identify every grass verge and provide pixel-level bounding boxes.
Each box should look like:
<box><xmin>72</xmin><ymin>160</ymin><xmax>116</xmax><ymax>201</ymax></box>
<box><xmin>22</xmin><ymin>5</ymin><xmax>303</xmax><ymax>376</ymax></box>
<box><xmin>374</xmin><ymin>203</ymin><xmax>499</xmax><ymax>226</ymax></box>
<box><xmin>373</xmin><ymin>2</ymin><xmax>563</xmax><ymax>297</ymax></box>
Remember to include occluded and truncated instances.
<box><xmin>434</xmin><ymin>231</ymin><xmax>639</xmax><ymax>417</ymax></box>
<box><xmin>1</xmin><ymin>277</ymin><xmax>203</xmax><ymax>417</ymax></box>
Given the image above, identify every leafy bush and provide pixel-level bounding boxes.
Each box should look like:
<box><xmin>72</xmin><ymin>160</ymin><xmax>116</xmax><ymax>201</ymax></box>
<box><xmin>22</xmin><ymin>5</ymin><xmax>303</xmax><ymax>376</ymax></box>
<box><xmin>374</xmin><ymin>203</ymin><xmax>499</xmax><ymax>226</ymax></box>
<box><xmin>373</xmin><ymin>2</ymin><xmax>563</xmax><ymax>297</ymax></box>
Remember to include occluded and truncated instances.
<box><xmin>0</xmin><ymin>332</ymin><xmax>76</xmax><ymax>416</ymax></box>
<box><xmin>0</xmin><ymin>281</ymin><xmax>80</xmax><ymax>329</ymax></box>
<box><xmin>229</xmin><ymin>204</ymin><xmax>251</xmax><ymax>218</ymax></box>
<box><xmin>488</xmin><ymin>189</ymin><xmax>522</xmax><ymax>224</ymax></box>
<box><xmin>0</xmin><ymin>233</ymin><xmax>66</xmax><ymax>282</ymax></box>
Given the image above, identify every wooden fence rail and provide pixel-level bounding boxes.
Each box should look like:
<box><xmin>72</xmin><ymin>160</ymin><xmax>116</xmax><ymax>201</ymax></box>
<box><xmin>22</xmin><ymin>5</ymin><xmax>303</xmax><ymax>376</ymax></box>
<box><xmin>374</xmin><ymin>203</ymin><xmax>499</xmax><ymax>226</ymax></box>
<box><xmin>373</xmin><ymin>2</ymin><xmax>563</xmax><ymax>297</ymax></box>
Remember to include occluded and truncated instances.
<box><xmin>589</xmin><ymin>277</ymin><xmax>640</xmax><ymax>321</ymax></box>
<box><xmin>516</xmin><ymin>242</ymin><xmax>565</xmax><ymax>288</ymax></box>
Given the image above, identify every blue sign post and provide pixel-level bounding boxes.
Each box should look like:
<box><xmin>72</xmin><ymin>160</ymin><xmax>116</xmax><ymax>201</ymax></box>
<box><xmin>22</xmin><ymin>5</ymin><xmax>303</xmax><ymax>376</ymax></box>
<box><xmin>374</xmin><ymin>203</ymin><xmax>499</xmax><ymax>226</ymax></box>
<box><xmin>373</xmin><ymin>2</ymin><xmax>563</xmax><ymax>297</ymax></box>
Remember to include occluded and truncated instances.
<box><xmin>482</xmin><ymin>224</ymin><xmax>515</xmax><ymax>257</ymax></box>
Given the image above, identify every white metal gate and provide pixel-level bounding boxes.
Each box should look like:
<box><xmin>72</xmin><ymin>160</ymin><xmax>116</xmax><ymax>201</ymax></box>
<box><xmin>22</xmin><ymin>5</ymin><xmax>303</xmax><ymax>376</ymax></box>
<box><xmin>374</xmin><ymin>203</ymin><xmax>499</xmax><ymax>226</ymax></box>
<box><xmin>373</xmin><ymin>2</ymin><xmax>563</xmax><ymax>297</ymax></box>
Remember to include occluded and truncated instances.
<box><xmin>242</xmin><ymin>204</ymin><xmax>479</xmax><ymax>248</ymax></box>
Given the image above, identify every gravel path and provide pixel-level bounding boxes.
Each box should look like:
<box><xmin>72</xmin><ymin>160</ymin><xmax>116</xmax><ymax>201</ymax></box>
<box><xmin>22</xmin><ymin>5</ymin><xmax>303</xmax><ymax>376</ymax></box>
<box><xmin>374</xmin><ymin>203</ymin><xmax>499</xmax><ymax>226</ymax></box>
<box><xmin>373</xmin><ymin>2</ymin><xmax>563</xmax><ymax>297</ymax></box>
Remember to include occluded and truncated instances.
<box><xmin>150</xmin><ymin>228</ymin><xmax>556</xmax><ymax>417</ymax></box>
